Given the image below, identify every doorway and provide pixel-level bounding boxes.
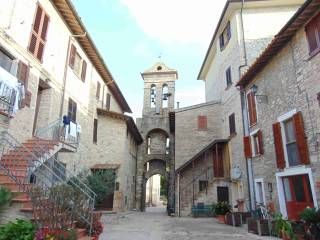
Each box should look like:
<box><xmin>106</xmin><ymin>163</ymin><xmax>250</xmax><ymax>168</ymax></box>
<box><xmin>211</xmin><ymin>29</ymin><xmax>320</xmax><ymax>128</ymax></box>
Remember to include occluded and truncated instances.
<box><xmin>282</xmin><ymin>174</ymin><xmax>314</xmax><ymax>220</ymax></box>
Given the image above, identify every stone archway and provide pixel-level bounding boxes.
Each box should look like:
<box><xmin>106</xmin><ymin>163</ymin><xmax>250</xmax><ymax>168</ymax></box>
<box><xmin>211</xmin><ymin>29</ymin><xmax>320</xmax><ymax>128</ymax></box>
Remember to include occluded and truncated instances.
<box><xmin>141</xmin><ymin>159</ymin><xmax>168</xmax><ymax>211</ymax></box>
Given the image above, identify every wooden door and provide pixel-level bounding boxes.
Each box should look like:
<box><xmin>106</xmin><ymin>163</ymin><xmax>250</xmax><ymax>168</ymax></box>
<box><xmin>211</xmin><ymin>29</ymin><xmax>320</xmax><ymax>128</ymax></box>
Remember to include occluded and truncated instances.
<box><xmin>282</xmin><ymin>174</ymin><xmax>314</xmax><ymax>220</ymax></box>
<box><xmin>217</xmin><ymin>186</ymin><xmax>229</xmax><ymax>203</ymax></box>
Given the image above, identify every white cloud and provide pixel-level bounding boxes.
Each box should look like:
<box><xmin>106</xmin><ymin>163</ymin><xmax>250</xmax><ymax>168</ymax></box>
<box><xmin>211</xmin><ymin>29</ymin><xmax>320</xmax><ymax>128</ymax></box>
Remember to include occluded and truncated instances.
<box><xmin>120</xmin><ymin>0</ymin><xmax>227</xmax><ymax>46</ymax></box>
<box><xmin>175</xmin><ymin>85</ymin><xmax>205</xmax><ymax>108</ymax></box>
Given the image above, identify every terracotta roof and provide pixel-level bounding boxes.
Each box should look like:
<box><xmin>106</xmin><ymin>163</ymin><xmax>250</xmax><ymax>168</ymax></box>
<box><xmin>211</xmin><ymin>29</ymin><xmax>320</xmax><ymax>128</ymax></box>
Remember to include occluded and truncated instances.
<box><xmin>50</xmin><ymin>0</ymin><xmax>131</xmax><ymax>113</ymax></box>
<box><xmin>91</xmin><ymin>163</ymin><xmax>120</xmax><ymax>170</ymax></box>
<box><xmin>237</xmin><ymin>0</ymin><xmax>320</xmax><ymax>87</ymax></box>
<box><xmin>97</xmin><ymin>108</ymin><xmax>143</xmax><ymax>145</ymax></box>
<box><xmin>176</xmin><ymin>139</ymin><xmax>229</xmax><ymax>173</ymax></box>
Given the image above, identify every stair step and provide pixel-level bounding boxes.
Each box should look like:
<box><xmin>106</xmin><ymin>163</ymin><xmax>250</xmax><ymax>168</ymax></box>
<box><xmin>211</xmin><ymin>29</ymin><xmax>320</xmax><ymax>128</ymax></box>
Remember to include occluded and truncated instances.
<box><xmin>12</xmin><ymin>196</ymin><xmax>30</xmax><ymax>203</ymax></box>
<box><xmin>20</xmin><ymin>207</ymin><xmax>33</xmax><ymax>212</ymax></box>
<box><xmin>1</xmin><ymin>182</ymin><xmax>30</xmax><ymax>191</ymax></box>
<box><xmin>78</xmin><ymin>236</ymin><xmax>94</xmax><ymax>240</ymax></box>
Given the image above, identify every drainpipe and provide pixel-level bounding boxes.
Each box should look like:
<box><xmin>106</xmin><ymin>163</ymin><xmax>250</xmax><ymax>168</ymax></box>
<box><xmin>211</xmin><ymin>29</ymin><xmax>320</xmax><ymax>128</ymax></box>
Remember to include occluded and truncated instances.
<box><xmin>238</xmin><ymin>0</ymin><xmax>256</xmax><ymax>211</ymax></box>
<box><xmin>58</xmin><ymin>33</ymin><xmax>87</xmax><ymax>119</ymax></box>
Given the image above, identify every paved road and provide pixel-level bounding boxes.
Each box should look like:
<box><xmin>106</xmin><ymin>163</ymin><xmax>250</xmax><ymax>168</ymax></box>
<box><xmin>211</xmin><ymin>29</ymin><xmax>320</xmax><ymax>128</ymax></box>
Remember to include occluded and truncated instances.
<box><xmin>99</xmin><ymin>207</ymin><xmax>272</xmax><ymax>240</ymax></box>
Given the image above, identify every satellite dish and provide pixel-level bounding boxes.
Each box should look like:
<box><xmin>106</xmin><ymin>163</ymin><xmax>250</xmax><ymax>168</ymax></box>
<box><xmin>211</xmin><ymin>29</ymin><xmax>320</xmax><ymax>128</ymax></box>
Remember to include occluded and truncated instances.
<box><xmin>231</xmin><ymin>166</ymin><xmax>242</xmax><ymax>180</ymax></box>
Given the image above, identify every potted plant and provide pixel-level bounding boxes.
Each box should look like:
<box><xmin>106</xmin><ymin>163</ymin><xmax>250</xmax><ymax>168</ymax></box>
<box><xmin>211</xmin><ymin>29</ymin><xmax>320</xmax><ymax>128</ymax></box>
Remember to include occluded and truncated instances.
<box><xmin>299</xmin><ymin>207</ymin><xmax>320</xmax><ymax>239</ymax></box>
<box><xmin>214</xmin><ymin>202</ymin><xmax>231</xmax><ymax>223</ymax></box>
<box><xmin>274</xmin><ymin>213</ymin><xmax>296</xmax><ymax>240</ymax></box>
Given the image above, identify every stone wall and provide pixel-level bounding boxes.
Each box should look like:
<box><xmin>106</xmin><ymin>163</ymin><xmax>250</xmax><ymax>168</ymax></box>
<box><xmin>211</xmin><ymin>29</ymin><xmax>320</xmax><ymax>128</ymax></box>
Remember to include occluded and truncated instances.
<box><xmin>243</xmin><ymin>26</ymin><xmax>320</xmax><ymax>215</ymax></box>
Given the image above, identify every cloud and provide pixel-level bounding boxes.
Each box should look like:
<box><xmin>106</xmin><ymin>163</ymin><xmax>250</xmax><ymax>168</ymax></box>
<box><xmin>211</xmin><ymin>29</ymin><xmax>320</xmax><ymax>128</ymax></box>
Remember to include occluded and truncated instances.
<box><xmin>175</xmin><ymin>85</ymin><xmax>205</xmax><ymax>108</ymax></box>
<box><xmin>120</xmin><ymin>0</ymin><xmax>227</xmax><ymax>46</ymax></box>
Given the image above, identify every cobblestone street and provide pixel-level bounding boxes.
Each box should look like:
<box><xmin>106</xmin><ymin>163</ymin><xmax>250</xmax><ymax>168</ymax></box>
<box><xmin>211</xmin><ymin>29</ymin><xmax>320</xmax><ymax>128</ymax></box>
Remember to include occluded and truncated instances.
<box><xmin>99</xmin><ymin>207</ymin><xmax>273</xmax><ymax>240</ymax></box>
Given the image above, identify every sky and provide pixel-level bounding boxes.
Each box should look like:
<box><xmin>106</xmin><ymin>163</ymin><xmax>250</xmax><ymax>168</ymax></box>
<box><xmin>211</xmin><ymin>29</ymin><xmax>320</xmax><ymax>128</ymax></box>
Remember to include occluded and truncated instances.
<box><xmin>71</xmin><ymin>0</ymin><xmax>227</xmax><ymax>119</ymax></box>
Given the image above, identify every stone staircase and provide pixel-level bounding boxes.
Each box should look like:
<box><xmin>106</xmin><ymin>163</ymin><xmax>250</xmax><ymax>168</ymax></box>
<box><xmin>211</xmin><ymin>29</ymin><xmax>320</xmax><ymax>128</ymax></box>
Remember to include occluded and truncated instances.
<box><xmin>0</xmin><ymin>128</ymin><xmax>96</xmax><ymax>239</ymax></box>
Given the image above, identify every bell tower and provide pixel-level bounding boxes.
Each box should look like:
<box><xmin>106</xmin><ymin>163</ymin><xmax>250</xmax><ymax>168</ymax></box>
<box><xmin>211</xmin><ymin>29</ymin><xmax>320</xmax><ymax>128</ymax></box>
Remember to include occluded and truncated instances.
<box><xmin>141</xmin><ymin>62</ymin><xmax>177</xmax><ymax>116</ymax></box>
<box><xmin>136</xmin><ymin>62</ymin><xmax>177</xmax><ymax>213</ymax></box>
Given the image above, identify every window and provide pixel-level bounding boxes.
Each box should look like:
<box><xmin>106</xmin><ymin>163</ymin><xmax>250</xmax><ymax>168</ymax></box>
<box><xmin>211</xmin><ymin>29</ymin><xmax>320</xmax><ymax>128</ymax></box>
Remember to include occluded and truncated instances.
<box><xmin>147</xmin><ymin>136</ymin><xmax>151</xmax><ymax>154</ymax></box>
<box><xmin>250</xmin><ymin>130</ymin><xmax>263</xmax><ymax>156</ymax></box>
<box><xmin>247</xmin><ymin>91</ymin><xmax>257</xmax><ymax>126</ymax></box>
<box><xmin>162</xmin><ymin>84</ymin><xmax>168</xmax><ymax>108</ymax></box>
<box><xmin>217</xmin><ymin>186</ymin><xmax>229</xmax><ymax>203</ymax></box>
<box><xmin>226</xmin><ymin>67</ymin><xmax>232</xmax><ymax>87</ymax></box>
<box><xmin>115</xmin><ymin>182</ymin><xmax>119</xmax><ymax>191</ymax></box>
<box><xmin>106</xmin><ymin>93</ymin><xmax>111</xmax><ymax>110</ymax></box>
<box><xmin>253</xmin><ymin>134</ymin><xmax>259</xmax><ymax>155</ymax></box>
<box><xmin>69</xmin><ymin>44</ymin><xmax>87</xmax><ymax>81</ymax></box>
<box><xmin>219</xmin><ymin>22</ymin><xmax>231</xmax><ymax>50</ymax></box>
<box><xmin>255</xmin><ymin>179</ymin><xmax>265</xmax><ymax>206</ymax></box>
<box><xmin>317</xmin><ymin>92</ymin><xmax>320</xmax><ymax>107</ymax></box>
<box><xmin>165</xmin><ymin>138</ymin><xmax>170</xmax><ymax>155</ymax></box>
<box><xmin>28</xmin><ymin>4</ymin><xmax>49</xmax><ymax>62</ymax></box>
<box><xmin>96</xmin><ymin>82</ymin><xmax>101</xmax><ymax>99</ymax></box>
<box><xmin>68</xmin><ymin>98</ymin><xmax>77</xmax><ymax>122</ymax></box>
<box><xmin>284</xmin><ymin>118</ymin><xmax>300</xmax><ymax>166</ymax></box>
<box><xmin>273</xmin><ymin>111</ymin><xmax>309</xmax><ymax>169</ymax></box>
<box><xmin>305</xmin><ymin>12</ymin><xmax>320</xmax><ymax>56</ymax></box>
<box><xmin>150</xmin><ymin>84</ymin><xmax>156</xmax><ymax>108</ymax></box>
<box><xmin>0</xmin><ymin>48</ymin><xmax>14</xmax><ymax>72</ymax></box>
<box><xmin>93</xmin><ymin>118</ymin><xmax>98</xmax><ymax>143</ymax></box>
<box><xmin>229</xmin><ymin>113</ymin><xmax>236</xmax><ymax>136</ymax></box>
<box><xmin>199</xmin><ymin>180</ymin><xmax>208</xmax><ymax>192</ymax></box>
<box><xmin>198</xmin><ymin>115</ymin><xmax>207</xmax><ymax>130</ymax></box>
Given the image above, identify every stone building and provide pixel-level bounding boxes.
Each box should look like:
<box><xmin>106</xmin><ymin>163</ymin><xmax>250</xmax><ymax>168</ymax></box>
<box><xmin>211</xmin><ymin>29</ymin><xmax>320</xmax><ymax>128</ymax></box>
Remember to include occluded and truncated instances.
<box><xmin>136</xmin><ymin>62</ymin><xmax>177</xmax><ymax>212</ymax></box>
<box><xmin>173</xmin><ymin>0</ymin><xmax>304</xmax><ymax>216</ymax></box>
<box><xmin>237</xmin><ymin>0</ymin><xmax>320</xmax><ymax>220</ymax></box>
<box><xmin>0</xmin><ymin>0</ymin><xmax>142</xmax><ymax>224</ymax></box>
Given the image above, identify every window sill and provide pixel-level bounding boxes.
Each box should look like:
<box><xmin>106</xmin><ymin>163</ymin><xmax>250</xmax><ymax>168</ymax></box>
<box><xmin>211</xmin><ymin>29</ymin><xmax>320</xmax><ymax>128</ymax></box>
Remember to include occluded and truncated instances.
<box><xmin>252</xmin><ymin>154</ymin><xmax>262</xmax><ymax>158</ymax></box>
<box><xmin>306</xmin><ymin>48</ymin><xmax>320</xmax><ymax>61</ymax></box>
<box><xmin>198</xmin><ymin>128</ymin><xmax>208</xmax><ymax>131</ymax></box>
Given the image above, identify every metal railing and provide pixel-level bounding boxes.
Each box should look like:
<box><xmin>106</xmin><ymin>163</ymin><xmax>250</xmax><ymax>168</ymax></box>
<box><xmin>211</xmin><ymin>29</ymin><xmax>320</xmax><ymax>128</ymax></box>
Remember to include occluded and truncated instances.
<box><xmin>0</xmin><ymin>130</ymin><xmax>96</xmax><ymax>235</ymax></box>
<box><xmin>0</xmin><ymin>81</ymin><xmax>17</xmax><ymax>118</ymax></box>
<box><xmin>35</xmin><ymin>118</ymin><xmax>80</xmax><ymax>148</ymax></box>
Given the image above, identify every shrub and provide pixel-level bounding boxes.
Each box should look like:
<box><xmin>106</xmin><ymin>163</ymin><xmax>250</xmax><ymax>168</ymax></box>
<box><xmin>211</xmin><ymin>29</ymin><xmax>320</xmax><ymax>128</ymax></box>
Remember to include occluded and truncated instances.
<box><xmin>214</xmin><ymin>202</ymin><xmax>231</xmax><ymax>216</ymax></box>
<box><xmin>273</xmin><ymin>213</ymin><xmax>295</xmax><ymax>239</ymax></box>
<box><xmin>0</xmin><ymin>186</ymin><xmax>12</xmax><ymax>207</ymax></box>
<box><xmin>85</xmin><ymin>170</ymin><xmax>116</xmax><ymax>205</ymax></box>
<box><xmin>0</xmin><ymin>219</ymin><xmax>35</xmax><ymax>240</ymax></box>
<box><xmin>300</xmin><ymin>207</ymin><xmax>320</xmax><ymax>225</ymax></box>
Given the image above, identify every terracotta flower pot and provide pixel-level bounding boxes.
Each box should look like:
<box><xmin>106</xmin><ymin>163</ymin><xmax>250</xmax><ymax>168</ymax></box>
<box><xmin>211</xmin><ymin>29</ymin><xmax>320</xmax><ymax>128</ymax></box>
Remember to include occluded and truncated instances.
<box><xmin>217</xmin><ymin>215</ymin><xmax>226</xmax><ymax>223</ymax></box>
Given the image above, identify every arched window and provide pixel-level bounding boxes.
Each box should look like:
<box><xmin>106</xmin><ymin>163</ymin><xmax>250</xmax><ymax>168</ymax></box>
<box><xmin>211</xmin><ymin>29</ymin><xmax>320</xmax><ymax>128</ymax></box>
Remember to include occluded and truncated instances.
<box><xmin>147</xmin><ymin>136</ymin><xmax>151</xmax><ymax>154</ymax></box>
<box><xmin>162</xmin><ymin>84</ymin><xmax>168</xmax><ymax>108</ymax></box>
<box><xmin>165</xmin><ymin>137</ymin><xmax>170</xmax><ymax>155</ymax></box>
<box><xmin>150</xmin><ymin>84</ymin><xmax>156</xmax><ymax>108</ymax></box>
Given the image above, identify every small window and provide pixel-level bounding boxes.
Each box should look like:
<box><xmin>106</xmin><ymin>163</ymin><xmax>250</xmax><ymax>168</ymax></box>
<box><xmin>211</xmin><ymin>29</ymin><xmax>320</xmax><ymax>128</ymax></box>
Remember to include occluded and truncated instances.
<box><xmin>198</xmin><ymin>116</ymin><xmax>207</xmax><ymax>130</ymax></box>
<box><xmin>93</xmin><ymin>118</ymin><xmax>98</xmax><ymax>143</ymax></box>
<box><xmin>68</xmin><ymin>98</ymin><xmax>77</xmax><ymax>122</ymax></box>
<box><xmin>255</xmin><ymin>180</ymin><xmax>265</xmax><ymax>205</ymax></box>
<box><xmin>0</xmin><ymin>48</ymin><xmax>14</xmax><ymax>72</ymax></box>
<box><xmin>229</xmin><ymin>113</ymin><xmax>236</xmax><ymax>136</ymax></box>
<box><xmin>219</xmin><ymin>21</ymin><xmax>231</xmax><ymax>51</ymax></box>
<box><xmin>69</xmin><ymin>44</ymin><xmax>86</xmax><ymax>81</ymax></box>
<box><xmin>162</xmin><ymin>84</ymin><xmax>168</xmax><ymax>108</ymax></box>
<box><xmin>165</xmin><ymin>138</ymin><xmax>170</xmax><ymax>155</ymax></box>
<box><xmin>96</xmin><ymin>82</ymin><xmax>101</xmax><ymax>99</ymax></box>
<box><xmin>226</xmin><ymin>67</ymin><xmax>232</xmax><ymax>87</ymax></box>
<box><xmin>284</xmin><ymin>118</ymin><xmax>300</xmax><ymax>166</ymax></box>
<box><xmin>317</xmin><ymin>92</ymin><xmax>320</xmax><ymax>107</ymax></box>
<box><xmin>115</xmin><ymin>182</ymin><xmax>119</xmax><ymax>191</ymax></box>
<box><xmin>106</xmin><ymin>93</ymin><xmax>111</xmax><ymax>110</ymax></box>
<box><xmin>147</xmin><ymin>136</ymin><xmax>151</xmax><ymax>154</ymax></box>
<box><xmin>150</xmin><ymin>85</ymin><xmax>156</xmax><ymax>108</ymax></box>
<box><xmin>199</xmin><ymin>180</ymin><xmax>208</xmax><ymax>192</ymax></box>
<box><xmin>305</xmin><ymin>12</ymin><xmax>320</xmax><ymax>56</ymax></box>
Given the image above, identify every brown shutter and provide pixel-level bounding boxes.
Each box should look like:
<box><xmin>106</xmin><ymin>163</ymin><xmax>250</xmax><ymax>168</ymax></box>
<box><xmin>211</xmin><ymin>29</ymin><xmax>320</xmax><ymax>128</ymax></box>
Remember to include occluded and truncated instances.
<box><xmin>81</xmin><ymin>60</ymin><xmax>87</xmax><ymax>82</ymax></box>
<box><xmin>24</xmin><ymin>91</ymin><xmax>32</xmax><ymax>107</ymax></box>
<box><xmin>69</xmin><ymin>44</ymin><xmax>76</xmax><ymax>68</ymax></box>
<box><xmin>293</xmin><ymin>111</ymin><xmax>310</xmax><ymax>165</ymax></box>
<box><xmin>229</xmin><ymin>113</ymin><xmax>236</xmax><ymax>135</ymax></box>
<box><xmin>106</xmin><ymin>93</ymin><xmax>111</xmax><ymax>110</ymax></box>
<box><xmin>243</xmin><ymin>136</ymin><xmax>252</xmax><ymax>158</ymax></box>
<box><xmin>28</xmin><ymin>4</ymin><xmax>49</xmax><ymax>61</ymax></box>
<box><xmin>198</xmin><ymin>116</ymin><xmax>207</xmax><ymax>129</ymax></box>
<box><xmin>247</xmin><ymin>92</ymin><xmax>257</xmax><ymax>126</ymax></box>
<box><xmin>17</xmin><ymin>61</ymin><xmax>29</xmax><ymax>89</ymax></box>
<box><xmin>258</xmin><ymin>130</ymin><xmax>264</xmax><ymax>155</ymax></box>
<box><xmin>272</xmin><ymin>122</ymin><xmax>285</xmax><ymax>169</ymax></box>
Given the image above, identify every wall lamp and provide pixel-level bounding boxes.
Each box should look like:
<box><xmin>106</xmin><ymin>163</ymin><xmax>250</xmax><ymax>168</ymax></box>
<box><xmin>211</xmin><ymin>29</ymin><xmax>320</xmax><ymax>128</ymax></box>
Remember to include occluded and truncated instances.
<box><xmin>251</xmin><ymin>84</ymin><xmax>268</xmax><ymax>103</ymax></box>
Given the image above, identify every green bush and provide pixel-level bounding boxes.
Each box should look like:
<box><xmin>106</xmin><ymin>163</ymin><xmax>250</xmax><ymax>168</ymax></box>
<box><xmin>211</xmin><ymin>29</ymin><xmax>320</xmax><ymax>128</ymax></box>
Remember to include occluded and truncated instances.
<box><xmin>0</xmin><ymin>219</ymin><xmax>35</xmax><ymax>240</ymax></box>
<box><xmin>300</xmin><ymin>207</ymin><xmax>320</xmax><ymax>225</ymax></box>
<box><xmin>86</xmin><ymin>170</ymin><xmax>116</xmax><ymax>205</ymax></box>
<box><xmin>0</xmin><ymin>186</ymin><xmax>12</xmax><ymax>207</ymax></box>
<box><xmin>214</xmin><ymin>202</ymin><xmax>231</xmax><ymax>215</ymax></box>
